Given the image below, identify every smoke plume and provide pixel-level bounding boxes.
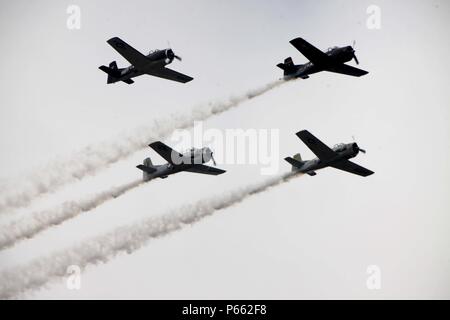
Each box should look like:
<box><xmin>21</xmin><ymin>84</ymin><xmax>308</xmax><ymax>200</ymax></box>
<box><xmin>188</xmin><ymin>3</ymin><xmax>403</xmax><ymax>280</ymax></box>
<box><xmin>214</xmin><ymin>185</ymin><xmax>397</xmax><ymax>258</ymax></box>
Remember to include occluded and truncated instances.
<box><xmin>0</xmin><ymin>180</ymin><xmax>143</xmax><ymax>250</ymax></box>
<box><xmin>0</xmin><ymin>80</ymin><xmax>285</xmax><ymax>214</ymax></box>
<box><xmin>0</xmin><ymin>171</ymin><xmax>297</xmax><ymax>299</ymax></box>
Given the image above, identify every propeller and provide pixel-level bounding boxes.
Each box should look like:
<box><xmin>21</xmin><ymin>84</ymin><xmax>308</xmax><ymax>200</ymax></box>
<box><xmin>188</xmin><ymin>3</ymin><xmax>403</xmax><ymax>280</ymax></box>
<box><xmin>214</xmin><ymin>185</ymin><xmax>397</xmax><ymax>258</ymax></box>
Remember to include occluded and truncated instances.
<box><xmin>353</xmin><ymin>53</ymin><xmax>360</xmax><ymax>65</ymax></box>
<box><xmin>166</xmin><ymin>42</ymin><xmax>182</xmax><ymax>62</ymax></box>
<box><xmin>174</xmin><ymin>54</ymin><xmax>182</xmax><ymax>61</ymax></box>
<box><xmin>351</xmin><ymin>40</ymin><xmax>359</xmax><ymax>65</ymax></box>
<box><xmin>203</xmin><ymin>147</ymin><xmax>217</xmax><ymax>166</ymax></box>
<box><xmin>352</xmin><ymin>135</ymin><xmax>366</xmax><ymax>154</ymax></box>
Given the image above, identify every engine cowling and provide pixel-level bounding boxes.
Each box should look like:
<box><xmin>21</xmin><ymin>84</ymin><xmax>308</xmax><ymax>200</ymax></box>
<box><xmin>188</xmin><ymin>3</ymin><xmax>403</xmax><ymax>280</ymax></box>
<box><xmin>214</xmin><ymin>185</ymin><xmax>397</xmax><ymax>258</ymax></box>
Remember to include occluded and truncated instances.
<box><xmin>165</xmin><ymin>49</ymin><xmax>175</xmax><ymax>64</ymax></box>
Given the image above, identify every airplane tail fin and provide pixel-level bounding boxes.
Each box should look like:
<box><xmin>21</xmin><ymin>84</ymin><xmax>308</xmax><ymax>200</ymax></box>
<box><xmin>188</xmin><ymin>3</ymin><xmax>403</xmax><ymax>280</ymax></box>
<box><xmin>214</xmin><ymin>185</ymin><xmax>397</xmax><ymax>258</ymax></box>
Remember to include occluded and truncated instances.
<box><xmin>136</xmin><ymin>157</ymin><xmax>157</xmax><ymax>181</ymax></box>
<box><xmin>109</xmin><ymin>61</ymin><xmax>118</xmax><ymax>69</ymax></box>
<box><xmin>276</xmin><ymin>57</ymin><xmax>296</xmax><ymax>76</ymax></box>
<box><xmin>143</xmin><ymin>157</ymin><xmax>153</xmax><ymax>167</ymax></box>
<box><xmin>107</xmin><ymin>61</ymin><xmax>118</xmax><ymax>84</ymax></box>
<box><xmin>284</xmin><ymin>57</ymin><xmax>294</xmax><ymax>67</ymax></box>
<box><xmin>98</xmin><ymin>61</ymin><xmax>121</xmax><ymax>84</ymax></box>
<box><xmin>284</xmin><ymin>153</ymin><xmax>305</xmax><ymax>172</ymax></box>
<box><xmin>293</xmin><ymin>153</ymin><xmax>302</xmax><ymax>162</ymax></box>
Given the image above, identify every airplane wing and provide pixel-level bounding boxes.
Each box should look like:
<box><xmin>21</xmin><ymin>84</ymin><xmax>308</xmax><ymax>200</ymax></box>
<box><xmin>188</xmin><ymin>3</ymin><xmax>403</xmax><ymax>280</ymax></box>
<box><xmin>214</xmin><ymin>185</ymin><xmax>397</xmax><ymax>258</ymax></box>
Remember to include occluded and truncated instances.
<box><xmin>149</xmin><ymin>141</ymin><xmax>183</xmax><ymax>165</ymax></box>
<box><xmin>330</xmin><ymin>160</ymin><xmax>374</xmax><ymax>177</ymax></box>
<box><xmin>146</xmin><ymin>67</ymin><xmax>193</xmax><ymax>83</ymax></box>
<box><xmin>289</xmin><ymin>37</ymin><xmax>330</xmax><ymax>65</ymax></box>
<box><xmin>296</xmin><ymin>130</ymin><xmax>336</xmax><ymax>161</ymax></box>
<box><xmin>122</xmin><ymin>79</ymin><xmax>135</xmax><ymax>84</ymax></box>
<box><xmin>107</xmin><ymin>37</ymin><xmax>148</xmax><ymax>69</ymax></box>
<box><xmin>326</xmin><ymin>64</ymin><xmax>369</xmax><ymax>77</ymax></box>
<box><xmin>184</xmin><ymin>164</ymin><xmax>226</xmax><ymax>175</ymax></box>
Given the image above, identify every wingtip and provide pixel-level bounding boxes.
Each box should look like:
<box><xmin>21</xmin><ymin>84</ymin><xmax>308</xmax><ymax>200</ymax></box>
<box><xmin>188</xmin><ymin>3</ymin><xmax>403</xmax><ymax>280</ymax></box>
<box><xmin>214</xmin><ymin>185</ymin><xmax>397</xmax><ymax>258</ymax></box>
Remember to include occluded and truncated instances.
<box><xmin>107</xmin><ymin>36</ymin><xmax>120</xmax><ymax>43</ymax></box>
<box><xmin>148</xmin><ymin>141</ymin><xmax>164</xmax><ymax>149</ymax></box>
<box><xmin>358</xmin><ymin>70</ymin><xmax>369</xmax><ymax>76</ymax></box>
<box><xmin>289</xmin><ymin>37</ymin><xmax>305</xmax><ymax>44</ymax></box>
<box><xmin>296</xmin><ymin>129</ymin><xmax>309</xmax><ymax>136</ymax></box>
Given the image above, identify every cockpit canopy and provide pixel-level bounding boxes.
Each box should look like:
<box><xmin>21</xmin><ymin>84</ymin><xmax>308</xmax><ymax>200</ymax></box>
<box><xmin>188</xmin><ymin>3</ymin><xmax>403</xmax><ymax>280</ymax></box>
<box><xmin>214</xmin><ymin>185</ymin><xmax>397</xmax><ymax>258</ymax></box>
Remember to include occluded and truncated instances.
<box><xmin>333</xmin><ymin>143</ymin><xmax>346</xmax><ymax>152</ymax></box>
<box><xmin>181</xmin><ymin>147</ymin><xmax>196</xmax><ymax>154</ymax></box>
<box><xmin>326</xmin><ymin>46</ymin><xmax>339</xmax><ymax>52</ymax></box>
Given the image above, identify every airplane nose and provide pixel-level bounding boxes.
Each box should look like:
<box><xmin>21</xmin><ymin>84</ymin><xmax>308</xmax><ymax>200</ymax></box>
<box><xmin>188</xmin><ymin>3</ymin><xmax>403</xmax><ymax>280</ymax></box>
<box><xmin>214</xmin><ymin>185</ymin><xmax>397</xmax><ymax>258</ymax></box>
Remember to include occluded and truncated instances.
<box><xmin>352</xmin><ymin>142</ymin><xmax>366</xmax><ymax>154</ymax></box>
<box><xmin>167</xmin><ymin>49</ymin><xmax>174</xmax><ymax>59</ymax></box>
<box><xmin>203</xmin><ymin>147</ymin><xmax>216</xmax><ymax>165</ymax></box>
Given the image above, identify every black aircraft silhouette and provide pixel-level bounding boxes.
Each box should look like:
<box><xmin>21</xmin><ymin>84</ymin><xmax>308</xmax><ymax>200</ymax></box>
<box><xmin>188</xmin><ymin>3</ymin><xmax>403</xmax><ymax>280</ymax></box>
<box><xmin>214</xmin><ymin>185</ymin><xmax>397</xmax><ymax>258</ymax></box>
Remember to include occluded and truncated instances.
<box><xmin>285</xmin><ymin>130</ymin><xmax>374</xmax><ymax>177</ymax></box>
<box><xmin>99</xmin><ymin>37</ymin><xmax>193</xmax><ymax>85</ymax></box>
<box><xmin>137</xmin><ymin>142</ymin><xmax>225</xmax><ymax>181</ymax></box>
<box><xmin>277</xmin><ymin>38</ymin><xmax>369</xmax><ymax>80</ymax></box>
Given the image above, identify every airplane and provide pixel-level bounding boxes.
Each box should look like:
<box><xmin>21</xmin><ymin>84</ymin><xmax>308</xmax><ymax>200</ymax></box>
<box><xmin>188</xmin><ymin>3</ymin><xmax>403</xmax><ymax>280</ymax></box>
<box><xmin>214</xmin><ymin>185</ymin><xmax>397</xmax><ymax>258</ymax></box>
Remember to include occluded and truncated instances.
<box><xmin>285</xmin><ymin>130</ymin><xmax>374</xmax><ymax>177</ymax></box>
<box><xmin>99</xmin><ymin>37</ymin><xmax>193</xmax><ymax>85</ymax></box>
<box><xmin>277</xmin><ymin>37</ymin><xmax>369</xmax><ymax>80</ymax></box>
<box><xmin>137</xmin><ymin>141</ymin><xmax>226</xmax><ymax>181</ymax></box>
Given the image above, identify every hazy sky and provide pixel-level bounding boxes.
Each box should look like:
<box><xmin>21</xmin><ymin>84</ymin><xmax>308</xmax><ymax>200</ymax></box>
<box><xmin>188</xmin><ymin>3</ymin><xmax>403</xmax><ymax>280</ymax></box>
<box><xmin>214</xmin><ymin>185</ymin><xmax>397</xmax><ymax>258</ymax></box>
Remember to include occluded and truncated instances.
<box><xmin>0</xmin><ymin>0</ymin><xmax>449</xmax><ymax>299</ymax></box>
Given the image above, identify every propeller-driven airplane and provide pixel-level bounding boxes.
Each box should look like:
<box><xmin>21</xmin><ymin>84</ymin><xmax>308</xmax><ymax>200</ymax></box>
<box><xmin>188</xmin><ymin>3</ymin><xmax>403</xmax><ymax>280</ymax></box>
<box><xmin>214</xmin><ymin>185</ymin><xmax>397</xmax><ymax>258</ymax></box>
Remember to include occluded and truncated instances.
<box><xmin>99</xmin><ymin>37</ymin><xmax>193</xmax><ymax>85</ymax></box>
<box><xmin>277</xmin><ymin>37</ymin><xmax>369</xmax><ymax>80</ymax></box>
<box><xmin>285</xmin><ymin>130</ymin><xmax>374</xmax><ymax>177</ymax></box>
<box><xmin>137</xmin><ymin>141</ymin><xmax>226</xmax><ymax>181</ymax></box>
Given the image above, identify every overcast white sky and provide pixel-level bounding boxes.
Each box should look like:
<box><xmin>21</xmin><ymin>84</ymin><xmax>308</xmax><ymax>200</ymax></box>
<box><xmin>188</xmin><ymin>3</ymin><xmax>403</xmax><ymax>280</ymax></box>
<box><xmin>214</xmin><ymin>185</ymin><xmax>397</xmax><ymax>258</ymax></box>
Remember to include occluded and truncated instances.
<box><xmin>0</xmin><ymin>0</ymin><xmax>449</xmax><ymax>299</ymax></box>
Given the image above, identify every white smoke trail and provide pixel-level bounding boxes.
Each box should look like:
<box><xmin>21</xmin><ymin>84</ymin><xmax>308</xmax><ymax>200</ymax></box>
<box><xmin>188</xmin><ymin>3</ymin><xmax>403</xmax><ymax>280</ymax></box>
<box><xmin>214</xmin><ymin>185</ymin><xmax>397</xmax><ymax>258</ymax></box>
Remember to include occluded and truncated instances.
<box><xmin>0</xmin><ymin>179</ymin><xmax>143</xmax><ymax>250</ymax></box>
<box><xmin>0</xmin><ymin>171</ymin><xmax>298</xmax><ymax>299</ymax></box>
<box><xmin>0</xmin><ymin>80</ymin><xmax>285</xmax><ymax>214</ymax></box>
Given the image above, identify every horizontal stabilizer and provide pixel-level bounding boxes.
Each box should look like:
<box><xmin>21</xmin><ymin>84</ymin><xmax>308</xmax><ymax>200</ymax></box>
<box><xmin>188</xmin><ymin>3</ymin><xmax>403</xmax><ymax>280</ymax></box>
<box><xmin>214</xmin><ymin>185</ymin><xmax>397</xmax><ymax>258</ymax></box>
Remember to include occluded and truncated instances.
<box><xmin>277</xmin><ymin>57</ymin><xmax>297</xmax><ymax>76</ymax></box>
<box><xmin>284</xmin><ymin>157</ymin><xmax>304</xmax><ymax>169</ymax></box>
<box><xmin>136</xmin><ymin>164</ymin><xmax>157</xmax><ymax>174</ymax></box>
<box><xmin>99</xmin><ymin>65</ymin><xmax>116</xmax><ymax>76</ymax></box>
<box><xmin>99</xmin><ymin>65</ymin><xmax>120</xmax><ymax>84</ymax></box>
<box><xmin>276</xmin><ymin>63</ymin><xmax>288</xmax><ymax>71</ymax></box>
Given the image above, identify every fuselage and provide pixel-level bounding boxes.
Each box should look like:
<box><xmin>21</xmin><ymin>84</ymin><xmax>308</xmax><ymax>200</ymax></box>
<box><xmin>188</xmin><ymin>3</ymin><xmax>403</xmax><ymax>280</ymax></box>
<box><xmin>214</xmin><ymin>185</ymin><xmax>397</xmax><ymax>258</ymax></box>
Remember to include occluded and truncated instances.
<box><xmin>111</xmin><ymin>49</ymin><xmax>175</xmax><ymax>83</ymax></box>
<box><xmin>296</xmin><ymin>142</ymin><xmax>361</xmax><ymax>174</ymax></box>
<box><xmin>143</xmin><ymin>147</ymin><xmax>214</xmax><ymax>181</ymax></box>
<box><xmin>285</xmin><ymin>46</ymin><xmax>355</xmax><ymax>80</ymax></box>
